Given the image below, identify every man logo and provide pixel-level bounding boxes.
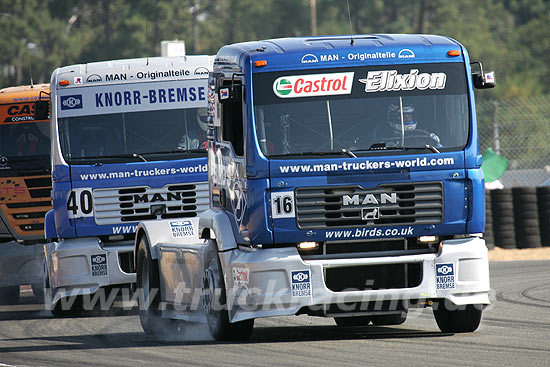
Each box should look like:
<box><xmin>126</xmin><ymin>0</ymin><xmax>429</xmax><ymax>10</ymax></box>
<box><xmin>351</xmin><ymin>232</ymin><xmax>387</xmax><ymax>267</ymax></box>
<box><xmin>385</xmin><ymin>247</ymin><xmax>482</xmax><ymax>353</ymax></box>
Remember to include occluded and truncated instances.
<box><xmin>398</xmin><ymin>49</ymin><xmax>416</xmax><ymax>59</ymax></box>
<box><xmin>301</xmin><ymin>54</ymin><xmax>319</xmax><ymax>64</ymax></box>
<box><xmin>86</xmin><ymin>74</ymin><xmax>102</xmax><ymax>83</ymax></box>
<box><xmin>361</xmin><ymin>207</ymin><xmax>379</xmax><ymax>220</ymax></box>
<box><xmin>60</xmin><ymin>95</ymin><xmax>83</xmax><ymax>110</ymax></box>
<box><xmin>194</xmin><ymin>67</ymin><xmax>209</xmax><ymax>76</ymax></box>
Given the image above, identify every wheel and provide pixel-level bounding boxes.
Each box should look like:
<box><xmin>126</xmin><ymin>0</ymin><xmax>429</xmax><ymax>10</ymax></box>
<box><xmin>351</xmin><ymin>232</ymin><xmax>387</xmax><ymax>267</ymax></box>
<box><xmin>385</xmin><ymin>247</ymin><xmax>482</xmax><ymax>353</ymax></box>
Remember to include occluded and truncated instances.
<box><xmin>136</xmin><ymin>235</ymin><xmax>180</xmax><ymax>335</ymax></box>
<box><xmin>0</xmin><ymin>286</ymin><xmax>20</xmax><ymax>305</ymax></box>
<box><xmin>334</xmin><ymin>316</ymin><xmax>371</xmax><ymax>327</ymax></box>
<box><xmin>371</xmin><ymin>311</ymin><xmax>407</xmax><ymax>326</ymax></box>
<box><xmin>51</xmin><ymin>295</ymin><xmax>84</xmax><ymax>317</ymax></box>
<box><xmin>203</xmin><ymin>240</ymin><xmax>254</xmax><ymax>341</ymax></box>
<box><xmin>42</xmin><ymin>267</ymin><xmax>83</xmax><ymax>317</ymax></box>
<box><xmin>433</xmin><ymin>303</ymin><xmax>483</xmax><ymax>333</ymax></box>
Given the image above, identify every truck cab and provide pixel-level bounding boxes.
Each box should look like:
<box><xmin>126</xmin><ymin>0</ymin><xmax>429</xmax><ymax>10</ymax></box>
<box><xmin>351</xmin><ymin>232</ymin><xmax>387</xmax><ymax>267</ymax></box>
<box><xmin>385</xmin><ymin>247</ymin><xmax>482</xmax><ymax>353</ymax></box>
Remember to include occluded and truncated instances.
<box><xmin>44</xmin><ymin>56</ymin><xmax>213</xmax><ymax>315</ymax></box>
<box><xmin>0</xmin><ymin>84</ymin><xmax>51</xmax><ymax>304</ymax></box>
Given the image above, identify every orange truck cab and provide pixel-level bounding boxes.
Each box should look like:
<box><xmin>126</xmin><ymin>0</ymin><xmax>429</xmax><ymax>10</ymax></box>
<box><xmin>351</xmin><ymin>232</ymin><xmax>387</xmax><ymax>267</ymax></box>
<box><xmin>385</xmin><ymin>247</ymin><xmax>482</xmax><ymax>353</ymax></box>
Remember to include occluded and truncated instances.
<box><xmin>0</xmin><ymin>84</ymin><xmax>51</xmax><ymax>304</ymax></box>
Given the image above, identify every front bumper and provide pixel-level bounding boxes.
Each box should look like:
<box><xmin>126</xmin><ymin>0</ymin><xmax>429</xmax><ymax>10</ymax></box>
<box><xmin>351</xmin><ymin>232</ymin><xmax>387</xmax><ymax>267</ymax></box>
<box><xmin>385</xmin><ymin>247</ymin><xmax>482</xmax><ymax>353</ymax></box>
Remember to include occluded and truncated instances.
<box><xmin>221</xmin><ymin>237</ymin><xmax>490</xmax><ymax>323</ymax></box>
<box><xmin>44</xmin><ymin>237</ymin><xmax>135</xmax><ymax>304</ymax></box>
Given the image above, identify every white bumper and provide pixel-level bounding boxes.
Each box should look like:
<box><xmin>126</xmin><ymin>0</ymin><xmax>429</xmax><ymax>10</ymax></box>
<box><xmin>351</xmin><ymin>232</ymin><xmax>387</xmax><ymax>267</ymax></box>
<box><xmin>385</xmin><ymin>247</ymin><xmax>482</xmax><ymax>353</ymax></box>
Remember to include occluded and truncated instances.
<box><xmin>221</xmin><ymin>237</ymin><xmax>490</xmax><ymax>322</ymax></box>
<box><xmin>45</xmin><ymin>237</ymin><xmax>135</xmax><ymax>304</ymax></box>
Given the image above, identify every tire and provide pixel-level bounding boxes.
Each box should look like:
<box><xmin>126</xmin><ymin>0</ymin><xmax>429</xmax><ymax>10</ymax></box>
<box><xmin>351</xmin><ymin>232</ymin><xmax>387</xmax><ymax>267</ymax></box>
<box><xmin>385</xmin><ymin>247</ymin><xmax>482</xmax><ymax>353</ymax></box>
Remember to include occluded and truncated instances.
<box><xmin>136</xmin><ymin>235</ymin><xmax>180</xmax><ymax>336</ymax></box>
<box><xmin>371</xmin><ymin>311</ymin><xmax>407</xmax><ymax>326</ymax></box>
<box><xmin>334</xmin><ymin>316</ymin><xmax>371</xmax><ymax>327</ymax></box>
<box><xmin>0</xmin><ymin>286</ymin><xmax>20</xmax><ymax>305</ymax></box>
<box><xmin>203</xmin><ymin>240</ymin><xmax>254</xmax><ymax>341</ymax></box>
<box><xmin>51</xmin><ymin>295</ymin><xmax>84</xmax><ymax>317</ymax></box>
<box><xmin>43</xmin><ymin>263</ymin><xmax>84</xmax><ymax>317</ymax></box>
<box><xmin>433</xmin><ymin>303</ymin><xmax>482</xmax><ymax>333</ymax></box>
<box><xmin>491</xmin><ymin>189</ymin><xmax>513</xmax><ymax>203</ymax></box>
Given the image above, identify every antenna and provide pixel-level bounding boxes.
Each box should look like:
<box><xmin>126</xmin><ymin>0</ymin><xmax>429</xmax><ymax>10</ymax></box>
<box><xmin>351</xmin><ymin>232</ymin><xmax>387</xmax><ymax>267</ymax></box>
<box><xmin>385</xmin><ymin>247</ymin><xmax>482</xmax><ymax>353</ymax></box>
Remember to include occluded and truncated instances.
<box><xmin>27</xmin><ymin>57</ymin><xmax>34</xmax><ymax>88</ymax></box>
<box><xmin>346</xmin><ymin>0</ymin><xmax>354</xmax><ymax>46</ymax></box>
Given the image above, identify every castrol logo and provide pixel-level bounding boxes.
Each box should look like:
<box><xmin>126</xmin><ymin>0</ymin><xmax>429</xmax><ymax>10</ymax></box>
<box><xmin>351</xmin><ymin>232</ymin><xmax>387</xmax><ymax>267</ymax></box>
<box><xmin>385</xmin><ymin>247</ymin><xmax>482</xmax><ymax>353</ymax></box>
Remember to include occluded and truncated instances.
<box><xmin>273</xmin><ymin>72</ymin><xmax>354</xmax><ymax>98</ymax></box>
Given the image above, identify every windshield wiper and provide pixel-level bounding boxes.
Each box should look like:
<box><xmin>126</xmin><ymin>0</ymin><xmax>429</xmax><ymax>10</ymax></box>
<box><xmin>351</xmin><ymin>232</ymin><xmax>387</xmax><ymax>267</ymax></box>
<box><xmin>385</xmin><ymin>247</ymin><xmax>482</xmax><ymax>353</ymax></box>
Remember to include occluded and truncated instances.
<box><xmin>270</xmin><ymin>151</ymin><xmax>354</xmax><ymax>158</ymax></box>
<box><xmin>359</xmin><ymin>143</ymin><xmax>440</xmax><ymax>154</ymax></box>
<box><xmin>141</xmin><ymin>149</ymin><xmax>206</xmax><ymax>155</ymax></box>
<box><xmin>0</xmin><ymin>157</ymin><xmax>50</xmax><ymax>170</ymax></box>
<box><xmin>70</xmin><ymin>153</ymin><xmax>148</xmax><ymax>162</ymax></box>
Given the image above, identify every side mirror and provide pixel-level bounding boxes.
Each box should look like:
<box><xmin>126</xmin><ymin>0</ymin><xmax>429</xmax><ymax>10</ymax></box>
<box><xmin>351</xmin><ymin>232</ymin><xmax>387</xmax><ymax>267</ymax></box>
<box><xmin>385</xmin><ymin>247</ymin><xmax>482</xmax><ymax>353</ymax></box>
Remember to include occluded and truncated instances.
<box><xmin>217</xmin><ymin>84</ymin><xmax>242</xmax><ymax>104</ymax></box>
<box><xmin>33</xmin><ymin>100</ymin><xmax>50</xmax><ymax>120</ymax></box>
<box><xmin>471</xmin><ymin>61</ymin><xmax>495</xmax><ymax>89</ymax></box>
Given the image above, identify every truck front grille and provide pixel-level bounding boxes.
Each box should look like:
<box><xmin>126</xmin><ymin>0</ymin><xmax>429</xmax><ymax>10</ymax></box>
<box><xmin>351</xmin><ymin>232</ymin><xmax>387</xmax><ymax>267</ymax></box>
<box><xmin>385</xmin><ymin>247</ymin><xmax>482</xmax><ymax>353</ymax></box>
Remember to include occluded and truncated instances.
<box><xmin>0</xmin><ymin>175</ymin><xmax>52</xmax><ymax>239</ymax></box>
<box><xmin>93</xmin><ymin>182</ymin><xmax>209</xmax><ymax>225</ymax></box>
<box><xmin>295</xmin><ymin>182</ymin><xmax>443</xmax><ymax>229</ymax></box>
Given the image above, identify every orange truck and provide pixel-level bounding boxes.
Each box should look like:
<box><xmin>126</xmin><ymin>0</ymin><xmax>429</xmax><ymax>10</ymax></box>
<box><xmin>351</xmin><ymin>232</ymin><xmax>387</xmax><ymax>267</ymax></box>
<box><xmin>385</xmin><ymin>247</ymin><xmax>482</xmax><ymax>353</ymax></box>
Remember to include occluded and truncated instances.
<box><xmin>0</xmin><ymin>84</ymin><xmax>51</xmax><ymax>304</ymax></box>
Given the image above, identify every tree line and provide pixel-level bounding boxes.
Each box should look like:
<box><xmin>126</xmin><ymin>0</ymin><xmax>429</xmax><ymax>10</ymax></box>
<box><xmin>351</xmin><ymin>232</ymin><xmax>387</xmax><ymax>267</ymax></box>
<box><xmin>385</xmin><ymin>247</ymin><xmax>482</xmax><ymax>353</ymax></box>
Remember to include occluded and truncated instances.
<box><xmin>1</xmin><ymin>0</ymin><xmax>548</xmax><ymax>99</ymax></box>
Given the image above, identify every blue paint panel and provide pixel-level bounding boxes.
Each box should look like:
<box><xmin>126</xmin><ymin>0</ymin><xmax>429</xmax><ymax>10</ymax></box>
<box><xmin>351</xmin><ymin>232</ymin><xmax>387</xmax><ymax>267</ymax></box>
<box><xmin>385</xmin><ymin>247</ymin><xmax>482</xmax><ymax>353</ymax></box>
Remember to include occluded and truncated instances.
<box><xmin>466</xmin><ymin>168</ymin><xmax>485</xmax><ymax>234</ymax></box>
<box><xmin>52</xmin><ymin>158</ymin><xmax>207</xmax><ymax>238</ymax></box>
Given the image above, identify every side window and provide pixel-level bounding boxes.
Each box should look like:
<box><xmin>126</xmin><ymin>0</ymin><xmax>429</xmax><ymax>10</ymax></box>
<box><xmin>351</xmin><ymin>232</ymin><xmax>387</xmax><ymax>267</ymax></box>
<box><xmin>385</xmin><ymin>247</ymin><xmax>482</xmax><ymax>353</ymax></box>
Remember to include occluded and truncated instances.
<box><xmin>220</xmin><ymin>80</ymin><xmax>244</xmax><ymax>156</ymax></box>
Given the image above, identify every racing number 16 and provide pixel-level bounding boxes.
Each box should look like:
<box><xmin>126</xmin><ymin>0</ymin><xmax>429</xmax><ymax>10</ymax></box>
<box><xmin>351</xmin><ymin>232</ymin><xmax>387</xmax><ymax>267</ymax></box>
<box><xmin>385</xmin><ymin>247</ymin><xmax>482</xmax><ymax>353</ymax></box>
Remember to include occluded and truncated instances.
<box><xmin>271</xmin><ymin>191</ymin><xmax>295</xmax><ymax>218</ymax></box>
<box><xmin>67</xmin><ymin>188</ymin><xmax>94</xmax><ymax>218</ymax></box>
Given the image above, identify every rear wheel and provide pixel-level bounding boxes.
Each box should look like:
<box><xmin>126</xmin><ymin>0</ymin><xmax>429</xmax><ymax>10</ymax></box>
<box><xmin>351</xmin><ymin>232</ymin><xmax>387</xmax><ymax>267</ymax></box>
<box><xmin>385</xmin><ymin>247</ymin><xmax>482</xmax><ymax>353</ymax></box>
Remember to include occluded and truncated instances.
<box><xmin>203</xmin><ymin>240</ymin><xmax>254</xmax><ymax>340</ymax></box>
<box><xmin>334</xmin><ymin>316</ymin><xmax>371</xmax><ymax>327</ymax></box>
<box><xmin>371</xmin><ymin>311</ymin><xmax>407</xmax><ymax>326</ymax></box>
<box><xmin>433</xmin><ymin>303</ymin><xmax>483</xmax><ymax>333</ymax></box>
<box><xmin>136</xmin><ymin>236</ymin><xmax>180</xmax><ymax>335</ymax></box>
<box><xmin>0</xmin><ymin>286</ymin><xmax>20</xmax><ymax>305</ymax></box>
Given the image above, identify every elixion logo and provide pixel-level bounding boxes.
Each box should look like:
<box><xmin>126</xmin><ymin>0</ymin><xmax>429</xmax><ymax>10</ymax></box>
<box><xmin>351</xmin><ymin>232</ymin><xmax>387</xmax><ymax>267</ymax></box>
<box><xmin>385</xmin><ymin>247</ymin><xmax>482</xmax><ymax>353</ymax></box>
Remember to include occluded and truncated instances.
<box><xmin>273</xmin><ymin>72</ymin><xmax>354</xmax><ymax>98</ymax></box>
<box><xmin>359</xmin><ymin>69</ymin><xmax>447</xmax><ymax>93</ymax></box>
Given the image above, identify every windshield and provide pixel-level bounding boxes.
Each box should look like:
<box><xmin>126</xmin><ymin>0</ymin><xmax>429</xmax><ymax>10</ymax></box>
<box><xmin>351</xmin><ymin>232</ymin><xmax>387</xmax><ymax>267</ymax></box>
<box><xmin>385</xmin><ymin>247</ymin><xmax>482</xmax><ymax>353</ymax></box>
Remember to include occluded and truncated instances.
<box><xmin>0</xmin><ymin>119</ymin><xmax>50</xmax><ymax>159</ymax></box>
<box><xmin>253</xmin><ymin>63</ymin><xmax>469</xmax><ymax>156</ymax></box>
<box><xmin>59</xmin><ymin>107</ymin><xmax>208</xmax><ymax>162</ymax></box>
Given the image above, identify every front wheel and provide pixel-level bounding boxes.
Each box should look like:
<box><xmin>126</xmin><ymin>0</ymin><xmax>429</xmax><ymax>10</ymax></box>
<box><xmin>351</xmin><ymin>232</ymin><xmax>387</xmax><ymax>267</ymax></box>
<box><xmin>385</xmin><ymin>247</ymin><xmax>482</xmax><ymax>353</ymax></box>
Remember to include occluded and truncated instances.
<box><xmin>203</xmin><ymin>240</ymin><xmax>254</xmax><ymax>341</ymax></box>
<box><xmin>136</xmin><ymin>235</ymin><xmax>180</xmax><ymax>335</ymax></box>
<box><xmin>433</xmin><ymin>303</ymin><xmax>483</xmax><ymax>333</ymax></box>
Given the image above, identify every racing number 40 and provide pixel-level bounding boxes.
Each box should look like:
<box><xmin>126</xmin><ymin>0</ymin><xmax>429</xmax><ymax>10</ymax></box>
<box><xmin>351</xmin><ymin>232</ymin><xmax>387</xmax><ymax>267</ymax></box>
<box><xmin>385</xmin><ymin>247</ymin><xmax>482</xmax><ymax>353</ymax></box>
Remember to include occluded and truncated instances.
<box><xmin>67</xmin><ymin>188</ymin><xmax>94</xmax><ymax>218</ymax></box>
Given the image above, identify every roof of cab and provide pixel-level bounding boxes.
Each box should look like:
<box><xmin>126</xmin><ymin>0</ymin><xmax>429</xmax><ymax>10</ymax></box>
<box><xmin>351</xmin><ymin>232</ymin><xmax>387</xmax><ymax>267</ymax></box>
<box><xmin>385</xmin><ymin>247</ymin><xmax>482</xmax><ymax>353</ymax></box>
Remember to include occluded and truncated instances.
<box><xmin>0</xmin><ymin>83</ymin><xmax>50</xmax><ymax>104</ymax></box>
<box><xmin>215</xmin><ymin>34</ymin><xmax>464</xmax><ymax>72</ymax></box>
<box><xmin>52</xmin><ymin>55</ymin><xmax>214</xmax><ymax>88</ymax></box>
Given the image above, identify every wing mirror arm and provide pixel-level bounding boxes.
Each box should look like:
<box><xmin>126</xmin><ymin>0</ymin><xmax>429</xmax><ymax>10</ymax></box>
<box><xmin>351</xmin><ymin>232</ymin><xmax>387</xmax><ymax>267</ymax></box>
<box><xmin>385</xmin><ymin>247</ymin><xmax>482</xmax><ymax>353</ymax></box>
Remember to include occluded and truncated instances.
<box><xmin>470</xmin><ymin>61</ymin><xmax>495</xmax><ymax>89</ymax></box>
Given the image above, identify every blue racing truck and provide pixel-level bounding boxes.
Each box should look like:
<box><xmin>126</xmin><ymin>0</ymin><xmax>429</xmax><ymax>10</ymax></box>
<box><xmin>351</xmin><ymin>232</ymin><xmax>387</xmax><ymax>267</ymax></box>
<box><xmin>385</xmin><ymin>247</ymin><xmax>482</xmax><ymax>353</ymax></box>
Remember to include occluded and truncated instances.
<box><xmin>41</xmin><ymin>56</ymin><xmax>213</xmax><ymax>316</ymax></box>
<box><xmin>135</xmin><ymin>34</ymin><xmax>494</xmax><ymax>339</ymax></box>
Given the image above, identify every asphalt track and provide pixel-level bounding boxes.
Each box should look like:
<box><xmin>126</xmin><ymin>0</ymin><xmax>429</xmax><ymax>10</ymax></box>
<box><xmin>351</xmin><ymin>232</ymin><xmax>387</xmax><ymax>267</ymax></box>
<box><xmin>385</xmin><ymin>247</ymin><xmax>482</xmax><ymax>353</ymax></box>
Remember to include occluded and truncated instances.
<box><xmin>0</xmin><ymin>261</ymin><xmax>549</xmax><ymax>367</ymax></box>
